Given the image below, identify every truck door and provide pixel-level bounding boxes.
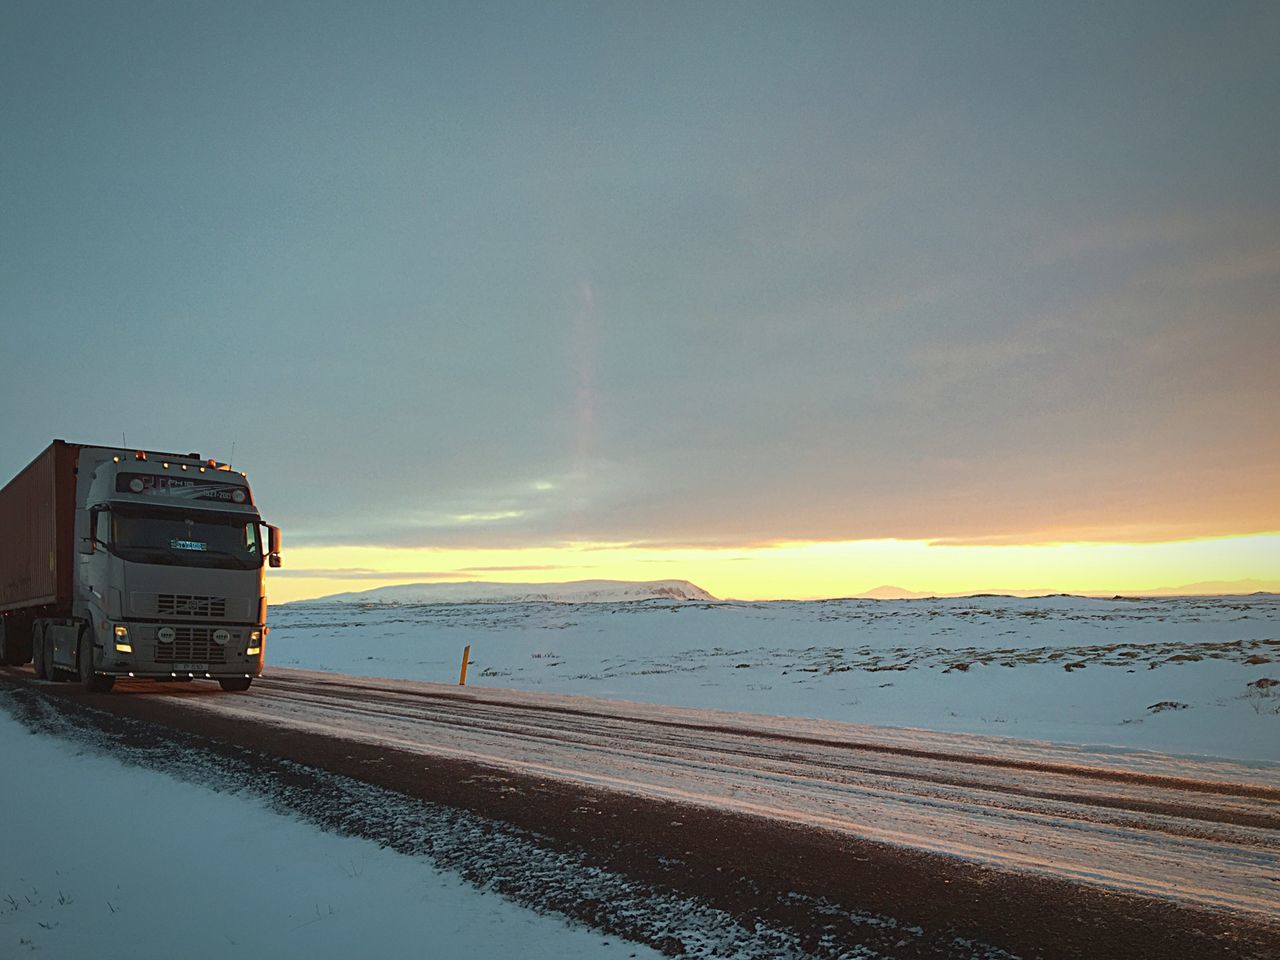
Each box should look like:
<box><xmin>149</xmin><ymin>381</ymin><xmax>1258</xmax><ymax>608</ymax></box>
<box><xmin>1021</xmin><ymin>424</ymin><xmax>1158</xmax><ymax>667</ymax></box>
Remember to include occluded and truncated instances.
<box><xmin>71</xmin><ymin>507</ymin><xmax>114</xmax><ymax>664</ymax></box>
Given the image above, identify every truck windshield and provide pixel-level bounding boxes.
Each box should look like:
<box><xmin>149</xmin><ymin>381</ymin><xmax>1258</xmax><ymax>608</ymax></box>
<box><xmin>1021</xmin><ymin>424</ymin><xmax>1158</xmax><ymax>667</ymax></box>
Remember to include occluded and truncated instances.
<box><xmin>108</xmin><ymin>506</ymin><xmax>262</xmax><ymax>570</ymax></box>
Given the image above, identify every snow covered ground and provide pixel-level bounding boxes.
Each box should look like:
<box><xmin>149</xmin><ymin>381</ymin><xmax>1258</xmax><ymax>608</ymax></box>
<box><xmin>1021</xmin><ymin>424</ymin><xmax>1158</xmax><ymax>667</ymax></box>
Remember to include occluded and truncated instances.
<box><xmin>270</xmin><ymin>594</ymin><xmax>1280</xmax><ymax>761</ymax></box>
<box><xmin>0</xmin><ymin>705</ymin><xmax>660</xmax><ymax>960</ymax></box>
<box><xmin>6</xmin><ymin>594</ymin><xmax>1278</xmax><ymax>959</ymax></box>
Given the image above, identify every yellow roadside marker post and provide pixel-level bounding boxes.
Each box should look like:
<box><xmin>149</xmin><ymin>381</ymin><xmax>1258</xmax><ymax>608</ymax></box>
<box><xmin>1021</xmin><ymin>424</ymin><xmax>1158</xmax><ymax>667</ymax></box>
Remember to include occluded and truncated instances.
<box><xmin>459</xmin><ymin>644</ymin><xmax>471</xmax><ymax>686</ymax></box>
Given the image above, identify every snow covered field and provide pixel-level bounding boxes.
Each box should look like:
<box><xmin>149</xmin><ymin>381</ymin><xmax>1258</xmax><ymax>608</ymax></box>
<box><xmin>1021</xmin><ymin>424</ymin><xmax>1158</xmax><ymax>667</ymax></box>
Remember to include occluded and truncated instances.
<box><xmin>271</xmin><ymin>594</ymin><xmax>1280</xmax><ymax>761</ymax></box>
<box><xmin>0</xmin><ymin>705</ymin><xmax>659</xmax><ymax>960</ymax></box>
<box><xmin>5</xmin><ymin>594</ymin><xmax>1278</xmax><ymax>959</ymax></box>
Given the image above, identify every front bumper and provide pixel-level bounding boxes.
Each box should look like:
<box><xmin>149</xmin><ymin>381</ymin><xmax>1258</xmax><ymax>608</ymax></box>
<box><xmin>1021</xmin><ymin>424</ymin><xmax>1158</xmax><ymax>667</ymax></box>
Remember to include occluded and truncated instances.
<box><xmin>104</xmin><ymin>621</ymin><xmax>265</xmax><ymax>678</ymax></box>
<box><xmin>99</xmin><ymin>669</ymin><xmax>260</xmax><ymax>680</ymax></box>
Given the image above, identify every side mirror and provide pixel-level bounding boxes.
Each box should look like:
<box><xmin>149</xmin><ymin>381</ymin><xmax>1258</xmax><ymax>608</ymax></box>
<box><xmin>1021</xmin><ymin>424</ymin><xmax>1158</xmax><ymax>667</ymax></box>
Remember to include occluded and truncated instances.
<box><xmin>79</xmin><ymin>538</ymin><xmax>96</xmax><ymax>556</ymax></box>
<box><xmin>266</xmin><ymin>524</ymin><xmax>282</xmax><ymax>568</ymax></box>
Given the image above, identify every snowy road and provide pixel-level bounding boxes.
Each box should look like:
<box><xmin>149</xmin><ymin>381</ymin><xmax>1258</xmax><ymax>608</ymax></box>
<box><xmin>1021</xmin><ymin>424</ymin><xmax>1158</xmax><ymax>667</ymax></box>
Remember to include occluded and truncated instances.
<box><xmin>152</xmin><ymin>667</ymin><xmax>1280</xmax><ymax>920</ymax></box>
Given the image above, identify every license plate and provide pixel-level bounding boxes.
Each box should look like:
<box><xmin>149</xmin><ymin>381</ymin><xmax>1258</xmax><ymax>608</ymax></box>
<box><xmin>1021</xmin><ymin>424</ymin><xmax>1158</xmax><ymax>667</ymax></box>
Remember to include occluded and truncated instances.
<box><xmin>173</xmin><ymin>663</ymin><xmax>209</xmax><ymax>672</ymax></box>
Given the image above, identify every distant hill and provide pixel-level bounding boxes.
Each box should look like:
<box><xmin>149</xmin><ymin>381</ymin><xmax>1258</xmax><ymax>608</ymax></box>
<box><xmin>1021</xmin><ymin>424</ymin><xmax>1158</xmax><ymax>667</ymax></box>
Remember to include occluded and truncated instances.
<box><xmin>854</xmin><ymin>578</ymin><xmax>1280</xmax><ymax>601</ymax></box>
<box><xmin>299</xmin><ymin>579</ymin><xmax>718</xmax><ymax>605</ymax></box>
<box><xmin>854</xmin><ymin>585</ymin><xmax>1061</xmax><ymax>600</ymax></box>
<box><xmin>1119</xmin><ymin>579</ymin><xmax>1280</xmax><ymax>597</ymax></box>
<box><xmin>857</xmin><ymin>585</ymin><xmax>935</xmax><ymax>600</ymax></box>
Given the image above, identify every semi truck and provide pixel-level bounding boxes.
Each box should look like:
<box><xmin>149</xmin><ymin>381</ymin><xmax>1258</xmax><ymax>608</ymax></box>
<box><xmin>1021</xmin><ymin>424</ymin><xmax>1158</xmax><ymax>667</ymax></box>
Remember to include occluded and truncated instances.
<box><xmin>0</xmin><ymin>440</ymin><xmax>280</xmax><ymax>692</ymax></box>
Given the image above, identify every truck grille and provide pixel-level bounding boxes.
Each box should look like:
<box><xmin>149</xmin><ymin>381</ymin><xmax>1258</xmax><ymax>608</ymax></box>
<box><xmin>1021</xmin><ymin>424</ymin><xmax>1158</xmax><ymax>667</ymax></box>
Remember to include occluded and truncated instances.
<box><xmin>131</xmin><ymin>593</ymin><xmax>253</xmax><ymax>620</ymax></box>
<box><xmin>153</xmin><ymin>626</ymin><xmax>228</xmax><ymax>664</ymax></box>
<box><xmin>157</xmin><ymin>594</ymin><xmax>227</xmax><ymax>618</ymax></box>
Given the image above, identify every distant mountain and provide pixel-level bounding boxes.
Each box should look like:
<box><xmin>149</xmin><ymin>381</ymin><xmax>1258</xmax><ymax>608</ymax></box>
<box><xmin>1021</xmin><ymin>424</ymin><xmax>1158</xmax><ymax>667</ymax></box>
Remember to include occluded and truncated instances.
<box><xmin>857</xmin><ymin>585</ymin><xmax>935</xmax><ymax>600</ymax></box>
<box><xmin>1118</xmin><ymin>579</ymin><xmax>1280</xmax><ymax>597</ymax></box>
<box><xmin>300</xmin><ymin>579</ymin><xmax>718</xmax><ymax>605</ymax></box>
<box><xmin>853</xmin><ymin>585</ymin><xmax>1061</xmax><ymax>600</ymax></box>
<box><xmin>853</xmin><ymin>579</ymin><xmax>1280</xmax><ymax>601</ymax></box>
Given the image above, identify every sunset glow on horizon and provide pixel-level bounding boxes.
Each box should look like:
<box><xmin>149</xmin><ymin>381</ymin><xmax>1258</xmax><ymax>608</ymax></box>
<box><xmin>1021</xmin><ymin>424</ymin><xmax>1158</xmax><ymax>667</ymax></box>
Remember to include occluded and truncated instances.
<box><xmin>266</xmin><ymin>532</ymin><xmax>1280</xmax><ymax>605</ymax></box>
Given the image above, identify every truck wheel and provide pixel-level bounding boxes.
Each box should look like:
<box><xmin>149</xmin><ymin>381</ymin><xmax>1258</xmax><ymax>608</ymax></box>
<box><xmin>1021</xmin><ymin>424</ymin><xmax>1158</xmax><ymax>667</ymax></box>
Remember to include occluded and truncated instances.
<box><xmin>218</xmin><ymin>677</ymin><xmax>253</xmax><ymax>692</ymax></box>
<box><xmin>78</xmin><ymin>631</ymin><xmax>114</xmax><ymax>693</ymax></box>
<box><xmin>31</xmin><ymin>623</ymin><xmax>48</xmax><ymax>680</ymax></box>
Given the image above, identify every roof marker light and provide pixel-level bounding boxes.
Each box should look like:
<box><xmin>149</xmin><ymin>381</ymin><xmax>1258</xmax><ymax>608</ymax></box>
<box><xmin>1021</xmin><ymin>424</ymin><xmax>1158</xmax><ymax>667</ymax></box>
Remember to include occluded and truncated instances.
<box><xmin>162</xmin><ymin>462</ymin><xmax>170</xmax><ymax>469</ymax></box>
<box><xmin>112</xmin><ymin>455</ymin><xmax>120</xmax><ymax>463</ymax></box>
<box><xmin>135</xmin><ymin>451</ymin><xmax>147</xmax><ymax>461</ymax></box>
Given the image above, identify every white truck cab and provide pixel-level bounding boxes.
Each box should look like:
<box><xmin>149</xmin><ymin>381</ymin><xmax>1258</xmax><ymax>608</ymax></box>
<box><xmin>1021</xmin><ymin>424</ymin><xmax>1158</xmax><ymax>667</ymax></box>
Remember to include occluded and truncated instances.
<box><xmin>41</xmin><ymin>445</ymin><xmax>280</xmax><ymax>692</ymax></box>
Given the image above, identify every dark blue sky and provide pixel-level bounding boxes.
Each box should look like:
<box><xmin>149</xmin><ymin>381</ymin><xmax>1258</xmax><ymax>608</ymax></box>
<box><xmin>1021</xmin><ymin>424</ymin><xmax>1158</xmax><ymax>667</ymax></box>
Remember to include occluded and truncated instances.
<box><xmin>3</xmin><ymin>1</ymin><xmax>1277</xmax><ymax>551</ymax></box>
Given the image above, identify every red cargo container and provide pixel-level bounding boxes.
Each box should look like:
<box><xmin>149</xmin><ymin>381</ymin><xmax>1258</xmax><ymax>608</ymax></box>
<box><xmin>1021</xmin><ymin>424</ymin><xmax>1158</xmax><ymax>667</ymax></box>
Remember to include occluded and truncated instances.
<box><xmin>0</xmin><ymin>440</ymin><xmax>81</xmax><ymax>662</ymax></box>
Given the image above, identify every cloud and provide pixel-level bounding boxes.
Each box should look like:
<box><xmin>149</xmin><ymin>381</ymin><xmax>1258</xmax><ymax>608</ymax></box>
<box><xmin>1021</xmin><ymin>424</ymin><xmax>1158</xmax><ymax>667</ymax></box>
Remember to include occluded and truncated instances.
<box><xmin>1028</xmin><ymin>213</ymin><xmax>1211</xmax><ymax>266</ymax></box>
<box><xmin>458</xmin><ymin>564</ymin><xmax>570</xmax><ymax>572</ymax></box>
<box><xmin>9</xmin><ymin>5</ymin><xmax>1277</xmax><ymax>563</ymax></box>
<box><xmin>269</xmin><ymin>568</ymin><xmax>474</xmax><ymax>580</ymax></box>
<box><xmin>448</xmin><ymin>510</ymin><xmax>525</xmax><ymax>523</ymax></box>
<box><xmin>271</xmin><ymin>563</ymin><xmax>576</xmax><ymax>581</ymax></box>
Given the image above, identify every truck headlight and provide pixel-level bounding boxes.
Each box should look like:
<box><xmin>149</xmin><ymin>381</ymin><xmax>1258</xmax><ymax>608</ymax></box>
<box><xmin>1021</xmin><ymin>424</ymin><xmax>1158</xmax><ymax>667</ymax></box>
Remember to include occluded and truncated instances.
<box><xmin>113</xmin><ymin>625</ymin><xmax>132</xmax><ymax>654</ymax></box>
<box><xmin>247</xmin><ymin>630</ymin><xmax>262</xmax><ymax>656</ymax></box>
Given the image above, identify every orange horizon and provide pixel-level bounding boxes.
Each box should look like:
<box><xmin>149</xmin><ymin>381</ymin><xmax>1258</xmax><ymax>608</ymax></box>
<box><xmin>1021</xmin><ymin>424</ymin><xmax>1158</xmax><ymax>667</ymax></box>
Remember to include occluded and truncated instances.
<box><xmin>263</xmin><ymin>532</ymin><xmax>1280</xmax><ymax>605</ymax></box>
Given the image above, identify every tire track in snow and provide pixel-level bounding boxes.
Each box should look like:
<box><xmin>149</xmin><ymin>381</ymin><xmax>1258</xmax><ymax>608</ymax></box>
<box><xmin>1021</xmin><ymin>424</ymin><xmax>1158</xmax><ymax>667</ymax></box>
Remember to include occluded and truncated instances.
<box><xmin>154</xmin><ymin>668</ymin><xmax>1280</xmax><ymax>918</ymax></box>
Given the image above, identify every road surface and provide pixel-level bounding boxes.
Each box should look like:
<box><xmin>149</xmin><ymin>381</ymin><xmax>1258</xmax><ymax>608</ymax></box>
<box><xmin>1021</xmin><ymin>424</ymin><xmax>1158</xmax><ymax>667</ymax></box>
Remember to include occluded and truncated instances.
<box><xmin>3</xmin><ymin>666</ymin><xmax>1277</xmax><ymax>959</ymax></box>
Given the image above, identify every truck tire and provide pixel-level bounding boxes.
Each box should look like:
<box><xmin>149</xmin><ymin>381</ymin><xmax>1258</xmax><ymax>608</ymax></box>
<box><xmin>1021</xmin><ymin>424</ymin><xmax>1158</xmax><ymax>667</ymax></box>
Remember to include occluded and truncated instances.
<box><xmin>218</xmin><ymin>677</ymin><xmax>253</xmax><ymax>692</ymax></box>
<box><xmin>78</xmin><ymin>631</ymin><xmax>114</xmax><ymax>693</ymax></box>
<box><xmin>31</xmin><ymin>623</ymin><xmax>48</xmax><ymax>680</ymax></box>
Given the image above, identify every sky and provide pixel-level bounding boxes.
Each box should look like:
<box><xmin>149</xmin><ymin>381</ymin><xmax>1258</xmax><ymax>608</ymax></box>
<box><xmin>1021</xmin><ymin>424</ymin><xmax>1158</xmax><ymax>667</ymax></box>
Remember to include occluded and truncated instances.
<box><xmin>2</xmin><ymin>1</ymin><xmax>1277</xmax><ymax>602</ymax></box>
